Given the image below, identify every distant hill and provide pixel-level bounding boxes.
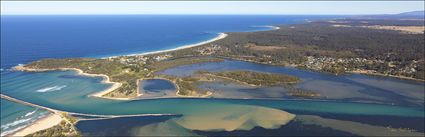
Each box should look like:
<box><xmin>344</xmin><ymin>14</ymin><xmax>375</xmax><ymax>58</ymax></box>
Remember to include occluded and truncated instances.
<box><xmin>398</xmin><ymin>11</ymin><xmax>424</xmax><ymax>16</ymax></box>
<box><xmin>351</xmin><ymin>11</ymin><xmax>424</xmax><ymax>20</ymax></box>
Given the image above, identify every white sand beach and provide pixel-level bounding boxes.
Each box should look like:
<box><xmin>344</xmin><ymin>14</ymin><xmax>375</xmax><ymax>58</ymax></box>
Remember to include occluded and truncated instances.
<box><xmin>12</xmin><ymin>66</ymin><xmax>126</xmax><ymax>100</ymax></box>
<box><xmin>116</xmin><ymin>33</ymin><xmax>228</xmax><ymax>57</ymax></box>
<box><xmin>9</xmin><ymin>114</ymin><xmax>63</xmax><ymax>137</ymax></box>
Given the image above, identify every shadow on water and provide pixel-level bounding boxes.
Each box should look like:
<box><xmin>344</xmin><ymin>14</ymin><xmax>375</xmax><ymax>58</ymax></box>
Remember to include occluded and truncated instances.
<box><xmin>285</xmin><ymin>110</ymin><xmax>425</xmax><ymax>133</ymax></box>
<box><xmin>76</xmin><ymin>115</ymin><xmax>181</xmax><ymax>136</ymax></box>
<box><xmin>194</xmin><ymin>120</ymin><xmax>359</xmax><ymax>137</ymax></box>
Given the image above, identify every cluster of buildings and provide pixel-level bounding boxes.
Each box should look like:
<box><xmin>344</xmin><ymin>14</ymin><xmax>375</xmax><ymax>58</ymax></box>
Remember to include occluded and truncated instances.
<box><xmin>109</xmin><ymin>56</ymin><xmax>149</xmax><ymax>66</ymax></box>
<box><xmin>302</xmin><ymin>56</ymin><xmax>421</xmax><ymax>77</ymax></box>
<box><xmin>154</xmin><ymin>54</ymin><xmax>173</xmax><ymax>61</ymax></box>
<box><xmin>303</xmin><ymin>56</ymin><xmax>369</xmax><ymax>71</ymax></box>
<box><xmin>197</xmin><ymin>44</ymin><xmax>224</xmax><ymax>55</ymax></box>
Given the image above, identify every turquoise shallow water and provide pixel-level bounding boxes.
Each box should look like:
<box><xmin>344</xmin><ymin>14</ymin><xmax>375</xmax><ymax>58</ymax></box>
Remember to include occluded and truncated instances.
<box><xmin>1</xmin><ymin>65</ymin><xmax>423</xmax><ymax>118</ymax></box>
<box><xmin>1</xmin><ymin>60</ymin><xmax>424</xmax><ymax>136</ymax></box>
<box><xmin>1</xmin><ymin>62</ymin><xmax>424</xmax><ymax>136</ymax></box>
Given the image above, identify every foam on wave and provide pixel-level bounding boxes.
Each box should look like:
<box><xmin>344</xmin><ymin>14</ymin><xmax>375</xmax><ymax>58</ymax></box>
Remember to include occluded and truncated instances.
<box><xmin>36</xmin><ymin>85</ymin><xmax>67</xmax><ymax>93</ymax></box>
<box><xmin>0</xmin><ymin>109</ymin><xmax>49</xmax><ymax>136</ymax></box>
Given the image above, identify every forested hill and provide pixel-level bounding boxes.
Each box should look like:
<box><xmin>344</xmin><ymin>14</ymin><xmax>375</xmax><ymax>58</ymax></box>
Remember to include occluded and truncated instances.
<box><xmin>166</xmin><ymin>19</ymin><xmax>424</xmax><ymax>79</ymax></box>
<box><xmin>218</xmin><ymin>19</ymin><xmax>424</xmax><ymax>61</ymax></box>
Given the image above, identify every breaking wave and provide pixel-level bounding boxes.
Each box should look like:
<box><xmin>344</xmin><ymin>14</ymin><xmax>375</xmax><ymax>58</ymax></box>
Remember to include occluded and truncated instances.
<box><xmin>0</xmin><ymin>109</ymin><xmax>49</xmax><ymax>136</ymax></box>
<box><xmin>24</xmin><ymin>109</ymin><xmax>38</xmax><ymax>117</ymax></box>
<box><xmin>1</xmin><ymin>125</ymin><xmax>28</xmax><ymax>137</ymax></box>
<box><xmin>36</xmin><ymin>85</ymin><xmax>67</xmax><ymax>92</ymax></box>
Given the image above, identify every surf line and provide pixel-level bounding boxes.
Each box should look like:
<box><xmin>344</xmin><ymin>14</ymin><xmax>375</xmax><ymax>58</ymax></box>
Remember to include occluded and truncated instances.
<box><xmin>0</xmin><ymin>94</ymin><xmax>176</xmax><ymax>118</ymax></box>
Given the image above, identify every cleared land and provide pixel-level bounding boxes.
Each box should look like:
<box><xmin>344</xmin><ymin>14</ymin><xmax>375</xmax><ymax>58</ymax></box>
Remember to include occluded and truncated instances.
<box><xmin>360</xmin><ymin>25</ymin><xmax>424</xmax><ymax>34</ymax></box>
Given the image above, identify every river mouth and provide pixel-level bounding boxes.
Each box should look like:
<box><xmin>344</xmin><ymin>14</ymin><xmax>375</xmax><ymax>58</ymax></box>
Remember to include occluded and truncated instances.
<box><xmin>1</xmin><ymin>60</ymin><xmax>424</xmax><ymax>136</ymax></box>
<box><xmin>138</xmin><ymin>79</ymin><xmax>177</xmax><ymax>99</ymax></box>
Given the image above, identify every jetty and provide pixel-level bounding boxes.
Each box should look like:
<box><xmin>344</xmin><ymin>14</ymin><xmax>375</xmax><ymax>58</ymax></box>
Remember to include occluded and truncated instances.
<box><xmin>0</xmin><ymin>93</ymin><xmax>176</xmax><ymax>118</ymax></box>
<box><xmin>1</xmin><ymin>94</ymin><xmax>59</xmax><ymax>113</ymax></box>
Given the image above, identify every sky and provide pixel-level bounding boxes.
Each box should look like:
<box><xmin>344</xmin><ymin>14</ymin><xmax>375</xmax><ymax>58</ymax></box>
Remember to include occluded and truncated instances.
<box><xmin>1</xmin><ymin>1</ymin><xmax>424</xmax><ymax>15</ymax></box>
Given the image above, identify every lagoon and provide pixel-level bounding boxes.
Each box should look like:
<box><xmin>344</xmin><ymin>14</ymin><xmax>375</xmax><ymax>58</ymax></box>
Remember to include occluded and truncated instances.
<box><xmin>138</xmin><ymin>79</ymin><xmax>177</xmax><ymax>99</ymax></box>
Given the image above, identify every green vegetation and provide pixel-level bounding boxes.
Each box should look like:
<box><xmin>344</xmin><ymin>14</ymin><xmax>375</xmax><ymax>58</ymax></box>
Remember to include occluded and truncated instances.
<box><xmin>161</xmin><ymin>19</ymin><xmax>424</xmax><ymax>80</ymax></box>
<box><xmin>25</xmin><ymin>114</ymin><xmax>79</xmax><ymax>137</ymax></box>
<box><xmin>25</xmin><ymin>121</ymin><xmax>79</xmax><ymax>137</ymax></box>
<box><xmin>155</xmin><ymin>74</ymin><xmax>208</xmax><ymax>96</ymax></box>
<box><xmin>195</xmin><ymin>70</ymin><xmax>319</xmax><ymax>98</ymax></box>
<box><xmin>200</xmin><ymin>70</ymin><xmax>300</xmax><ymax>86</ymax></box>
<box><xmin>148</xmin><ymin>57</ymin><xmax>224</xmax><ymax>72</ymax></box>
<box><xmin>22</xmin><ymin>56</ymin><xmax>223</xmax><ymax>98</ymax></box>
<box><xmin>61</xmin><ymin>113</ymin><xmax>78</xmax><ymax>125</ymax></box>
<box><xmin>286</xmin><ymin>87</ymin><xmax>320</xmax><ymax>98</ymax></box>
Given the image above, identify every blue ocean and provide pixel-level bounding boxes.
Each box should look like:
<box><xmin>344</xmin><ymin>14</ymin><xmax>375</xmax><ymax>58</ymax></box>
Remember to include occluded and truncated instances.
<box><xmin>1</xmin><ymin>15</ymin><xmax>424</xmax><ymax>136</ymax></box>
<box><xmin>1</xmin><ymin>15</ymin><xmax>336</xmax><ymax>69</ymax></box>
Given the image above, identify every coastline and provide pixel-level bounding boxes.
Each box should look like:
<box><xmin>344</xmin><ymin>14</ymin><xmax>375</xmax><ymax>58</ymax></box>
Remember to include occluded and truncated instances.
<box><xmin>11</xmin><ymin>32</ymin><xmax>229</xmax><ymax>100</ymax></box>
<box><xmin>1</xmin><ymin>93</ymin><xmax>176</xmax><ymax>136</ymax></box>
<box><xmin>12</xmin><ymin>66</ymin><xmax>125</xmax><ymax>100</ymax></box>
<box><xmin>108</xmin><ymin>32</ymin><xmax>228</xmax><ymax>58</ymax></box>
<box><xmin>347</xmin><ymin>70</ymin><xmax>425</xmax><ymax>82</ymax></box>
<box><xmin>9</xmin><ymin>114</ymin><xmax>63</xmax><ymax>137</ymax></box>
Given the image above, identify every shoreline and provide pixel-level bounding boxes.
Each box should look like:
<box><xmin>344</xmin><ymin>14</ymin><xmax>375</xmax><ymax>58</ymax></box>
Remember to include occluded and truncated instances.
<box><xmin>68</xmin><ymin>68</ymin><xmax>124</xmax><ymax>99</ymax></box>
<box><xmin>8</xmin><ymin>114</ymin><xmax>63</xmax><ymax>137</ymax></box>
<box><xmin>1</xmin><ymin>93</ymin><xmax>176</xmax><ymax>136</ymax></box>
<box><xmin>11</xmin><ymin>32</ymin><xmax>229</xmax><ymax>100</ymax></box>
<box><xmin>103</xmin><ymin>25</ymin><xmax>280</xmax><ymax>58</ymax></box>
<box><xmin>347</xmin><ymin>70</ymin><xmax>425</xmax><ymax>82</ymax></box>
<box><xmin>12</xmin><ymin>66</ymin><xmax>127</xmax><ymax>100</ymax></box>
<box><xmin>219</xmin><ymin>57</ymin><xmax>425</xmax><ymax>83</ymax></box>
<box><xmin>107</xmin><ymin>32</ymin><xmax>228</xmax><ymax>58</ymax></box>
<box><xmin>2</xmin><ymin>25</ymin><xmax>277</xmax><ymax>136</ymax></box>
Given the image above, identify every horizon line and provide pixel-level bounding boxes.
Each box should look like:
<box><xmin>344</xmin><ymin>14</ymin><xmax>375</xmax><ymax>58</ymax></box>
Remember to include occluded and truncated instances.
<box><xmin>0</xmin><ymin>13</ymin><xmax>415</xmax><ymax>16</ymax></box>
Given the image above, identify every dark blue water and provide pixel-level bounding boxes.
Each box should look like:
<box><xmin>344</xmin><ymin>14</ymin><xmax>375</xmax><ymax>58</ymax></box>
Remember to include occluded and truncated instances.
<box><xmin>76</xmin><ymin>115</ymin><xmax>182</xmax><ymax>136</ymax></box>
<box><xmin>1</xmin><ymin>15</ymin><xmax>337</xmax><ymax>69</ymax></box>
